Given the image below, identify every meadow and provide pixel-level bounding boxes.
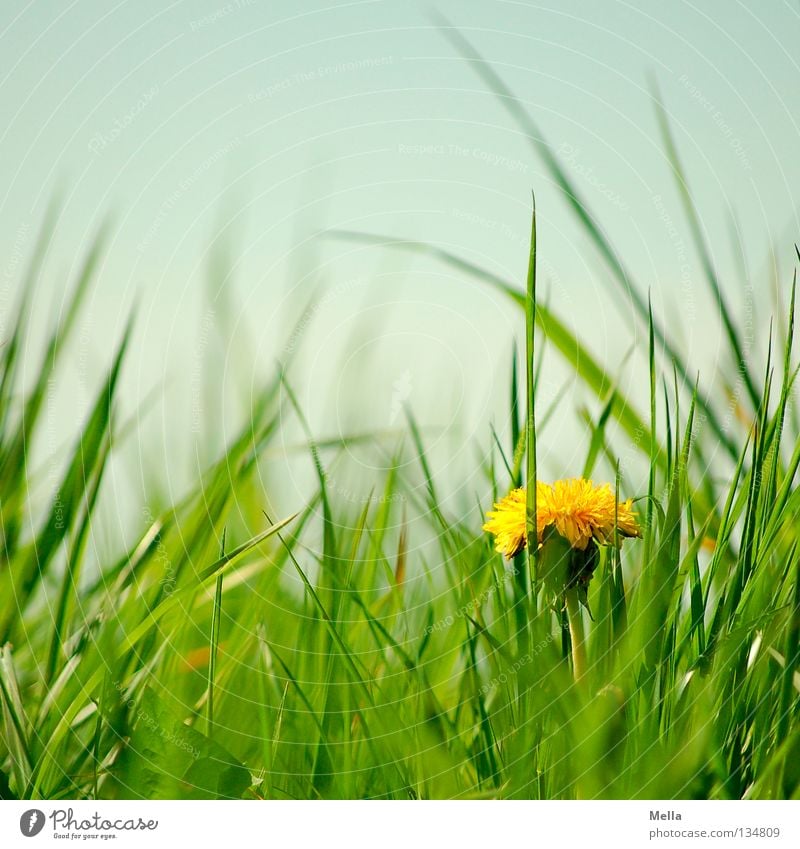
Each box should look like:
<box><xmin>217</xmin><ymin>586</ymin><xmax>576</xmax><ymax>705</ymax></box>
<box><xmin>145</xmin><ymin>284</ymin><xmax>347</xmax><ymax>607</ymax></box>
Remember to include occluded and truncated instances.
<box><xmin>1</xmin><ymin>46</ymin><xmax>799</xmax><ymax>801</ymax></box>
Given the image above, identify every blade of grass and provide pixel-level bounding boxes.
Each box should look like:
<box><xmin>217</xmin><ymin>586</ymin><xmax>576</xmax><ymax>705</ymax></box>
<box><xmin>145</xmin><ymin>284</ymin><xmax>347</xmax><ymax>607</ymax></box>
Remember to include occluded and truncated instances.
<box><xmin>45</xmin><ymin>436</ymin><xmax>111</xmax><ymax>684</ymax></box>
<box><xmin>434</xmin><ymin>21</ymin><xmax>738</xmax><ymax>461</ymax></box>
<box><xmin>525</xmin><ymin>195</ymin><xmax>538</xmax><ymax>602</ymax></box>
<box><xmin>206</xmin><ymin>528</ymin><xmax>226</xmax><ymax>739</ymax></box>
<box><xmin>328</xmin><ymin>229</ymin><xmax>665</xmax><ymax>471</ymax></box>
<box><xmin>0</xmin><ymin>314</ymin><xmax>132</xmax><ymax>641</ymax></box>
<box><xmin>652</xmin><ymin>88</ymin><xmax>760</xmax><ymax>414</ymax></box>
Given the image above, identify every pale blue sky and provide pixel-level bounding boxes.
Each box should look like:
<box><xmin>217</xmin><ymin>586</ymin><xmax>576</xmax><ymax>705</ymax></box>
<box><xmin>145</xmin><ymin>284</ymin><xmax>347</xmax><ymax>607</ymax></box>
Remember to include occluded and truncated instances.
<box><xmin>2</xmin><ymin>0</ymin><xmax>798</xmax><ymax>521</ymax></box>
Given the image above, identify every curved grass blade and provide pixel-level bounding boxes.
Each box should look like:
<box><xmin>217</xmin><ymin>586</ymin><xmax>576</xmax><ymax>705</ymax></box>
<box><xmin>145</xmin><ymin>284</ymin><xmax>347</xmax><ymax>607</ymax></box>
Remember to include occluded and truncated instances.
<box><xmin>433</xmin><ymin>21</ymin><xmax>738</xmax><ymax>461</ymax></box>
<box><xmin>328</xmin><ymin>229</ymin><xmax>664</xmax><ymax>470</ymax></box>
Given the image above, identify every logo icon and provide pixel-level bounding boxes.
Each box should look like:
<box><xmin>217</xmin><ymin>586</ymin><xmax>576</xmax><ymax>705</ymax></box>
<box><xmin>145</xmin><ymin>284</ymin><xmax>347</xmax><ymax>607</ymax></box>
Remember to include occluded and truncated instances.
<box><xmin>389</xmin><ymin>370</ymin><xmax>412</xmax><ymax>423</ymax></box>
<box><xmin>19</xmin><ymin>810</ymin><xmax>45</xmax><ymax>837</ymax></box>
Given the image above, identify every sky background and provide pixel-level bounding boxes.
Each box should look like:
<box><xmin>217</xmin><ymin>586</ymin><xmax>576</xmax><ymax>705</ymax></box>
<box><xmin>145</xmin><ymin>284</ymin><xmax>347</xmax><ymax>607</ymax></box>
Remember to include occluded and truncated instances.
<box><xmin>2</xmin><ymin>0</ymin><xmax>799</xmax><ymax>542</ymax></box>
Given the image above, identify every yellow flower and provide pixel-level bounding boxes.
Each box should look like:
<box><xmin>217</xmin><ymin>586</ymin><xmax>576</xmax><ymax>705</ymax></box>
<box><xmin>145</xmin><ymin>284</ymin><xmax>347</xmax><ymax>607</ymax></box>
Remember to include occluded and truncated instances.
<box><xmin>482</xmin><ymin>484</ymin><xmax>548</xmax><ymax>558</ymax></box>
<box><xmin>483</xmin><ymin>478</ymin><xmax>640</xmax><ymax>557</ymax></box>
<box><xmin>539</xmin><ymin>478</ymin><xmax>640</xmax><ymax>550</ymax></box>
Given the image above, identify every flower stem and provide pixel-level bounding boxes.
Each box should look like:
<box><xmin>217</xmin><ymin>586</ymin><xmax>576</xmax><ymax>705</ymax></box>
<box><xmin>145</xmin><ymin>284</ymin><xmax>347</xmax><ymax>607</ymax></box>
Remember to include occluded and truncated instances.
<box><xmin>565</xmin><ymin>589</ymin><xmax>587</xmax><ymax>682</ymax></box>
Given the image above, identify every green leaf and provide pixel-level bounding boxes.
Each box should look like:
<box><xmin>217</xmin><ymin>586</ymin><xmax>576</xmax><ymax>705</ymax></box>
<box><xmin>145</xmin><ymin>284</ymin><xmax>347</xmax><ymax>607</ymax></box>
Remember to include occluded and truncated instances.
<box><xmin>107</xmin><ymin>688</ymin><xmax>250</xmax><ymax>800</ymax></box>
<box><xmin>0</xmin><ymin>766</ymin><xmax>15</xmax><ymax>799</ymax></box>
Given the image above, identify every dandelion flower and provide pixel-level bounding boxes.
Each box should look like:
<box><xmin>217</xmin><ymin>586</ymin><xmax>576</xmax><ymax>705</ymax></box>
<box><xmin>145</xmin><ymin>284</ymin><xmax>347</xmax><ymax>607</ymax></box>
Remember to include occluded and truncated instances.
<box><xmin>483</xmin><ymin>478</ymin><xmax>640</xmax><ymax>558</ymax></box>
<box><xmin>539</xmin><ymin>478</ymin><xmax>640</xmax><ymax>551</ymax></box>
<box><xmin>482</xmin><ymin>484</ymin><xmax>550</xmax><ymax>558</ymax></box>
<box><xmin>485</xmin><ymin>478</ymin><xmax>640</xmax><ymax>613</ymax></box>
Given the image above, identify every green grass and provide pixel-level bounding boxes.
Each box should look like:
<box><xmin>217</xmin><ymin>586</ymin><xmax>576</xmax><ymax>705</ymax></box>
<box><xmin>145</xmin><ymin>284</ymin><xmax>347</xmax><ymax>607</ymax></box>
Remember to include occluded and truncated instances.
<box><xmin>1</xmin><ymin>55</ymin><xmax>800</xmax><ymax>800</ymax></box>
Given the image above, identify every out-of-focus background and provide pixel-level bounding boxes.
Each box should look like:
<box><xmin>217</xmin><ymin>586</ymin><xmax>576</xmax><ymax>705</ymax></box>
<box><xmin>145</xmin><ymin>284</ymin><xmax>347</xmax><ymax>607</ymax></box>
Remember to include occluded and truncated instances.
<box><xmin>2</xmin><ymin>0</ymin><xmax>798</xmax><ymax>549</ymax></box>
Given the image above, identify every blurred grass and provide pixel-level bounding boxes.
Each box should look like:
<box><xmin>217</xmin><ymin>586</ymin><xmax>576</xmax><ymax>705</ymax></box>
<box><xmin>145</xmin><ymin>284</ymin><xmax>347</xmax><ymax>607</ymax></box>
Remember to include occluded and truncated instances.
<box><xmin>1</xmin><ymin>46</ymin><xmax>800</xmax><ymax>800</ymax></box>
